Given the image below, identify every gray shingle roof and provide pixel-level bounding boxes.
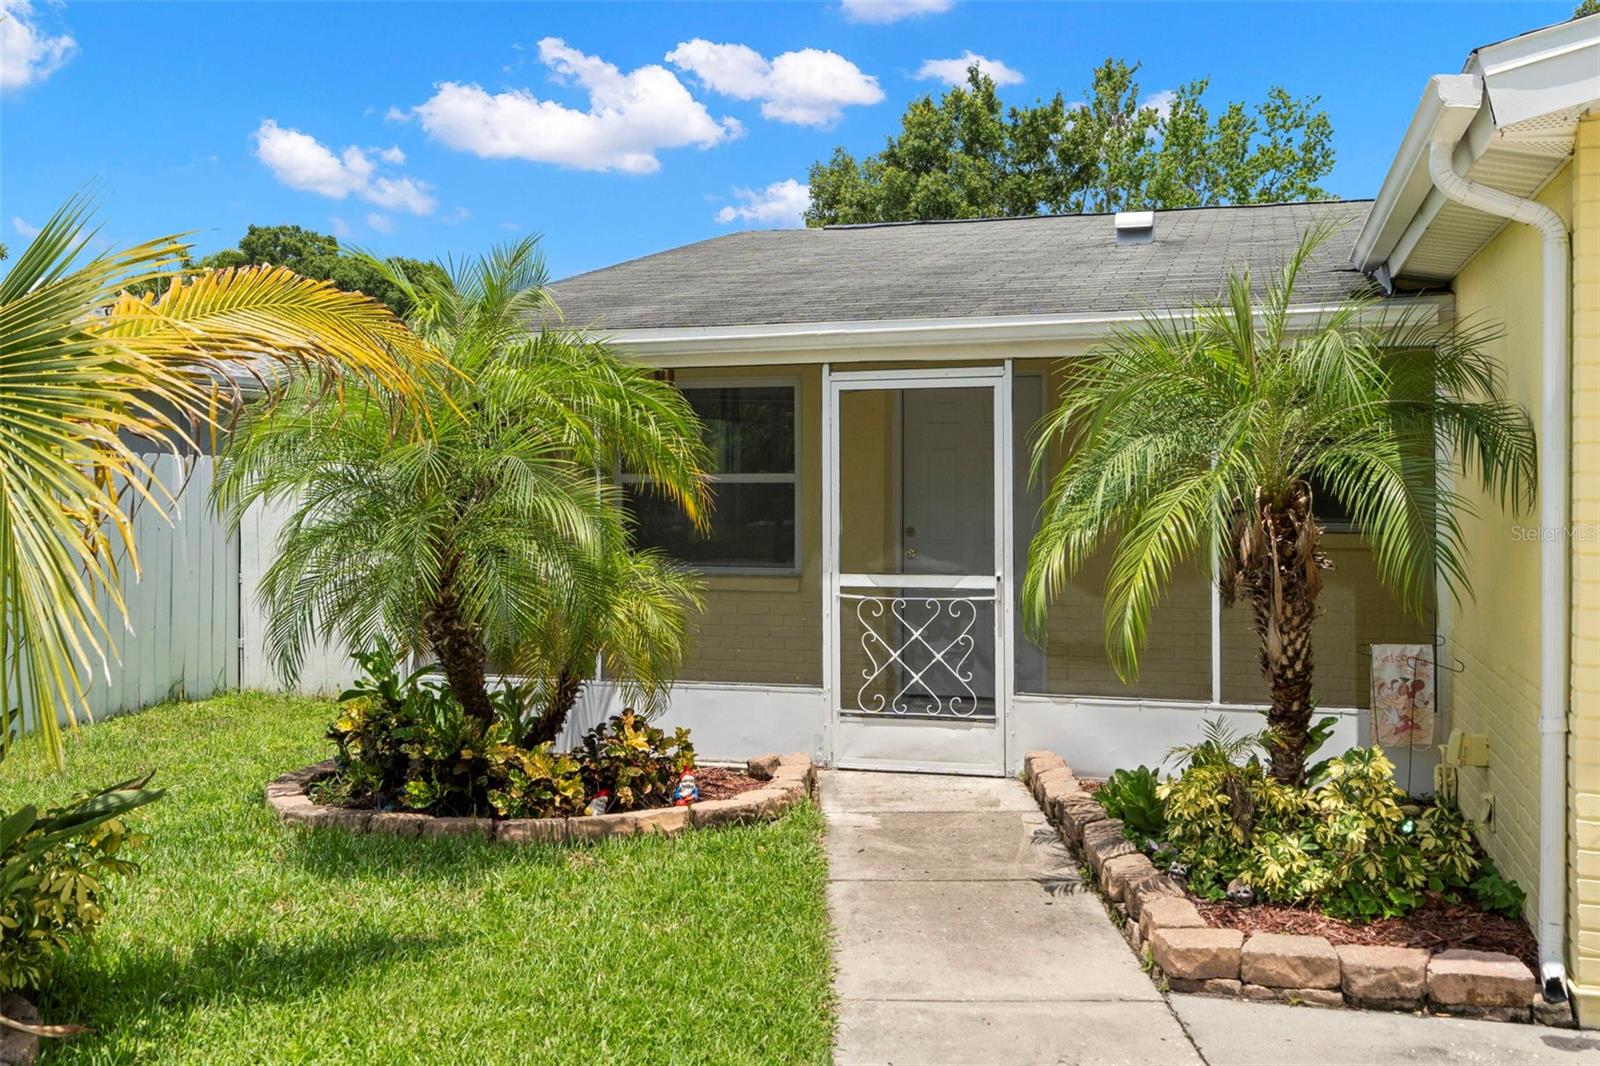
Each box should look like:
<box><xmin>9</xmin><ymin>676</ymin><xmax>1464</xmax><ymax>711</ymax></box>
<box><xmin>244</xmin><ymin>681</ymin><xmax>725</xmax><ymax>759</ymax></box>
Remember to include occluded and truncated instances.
<box><xmin>547</xmin><ymin>200</ymin><xmax>1378</xmax><ymax>331</ymax></box>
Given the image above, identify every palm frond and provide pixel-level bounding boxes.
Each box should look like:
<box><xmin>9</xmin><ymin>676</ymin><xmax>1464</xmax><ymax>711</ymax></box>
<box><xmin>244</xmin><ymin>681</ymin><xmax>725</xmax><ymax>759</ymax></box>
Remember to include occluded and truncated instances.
<box><xmin>0</xmin><ymin>198</ymin><xmax>437</xmax><ymax>766</ymax></box>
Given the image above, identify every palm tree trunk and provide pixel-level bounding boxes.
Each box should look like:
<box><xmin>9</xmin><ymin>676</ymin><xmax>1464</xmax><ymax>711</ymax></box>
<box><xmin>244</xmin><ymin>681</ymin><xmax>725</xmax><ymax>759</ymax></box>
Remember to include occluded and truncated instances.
<box><xmin>521</xmin><ymin>669</ymin><xmax>583</xmax><ymax>748</ymax></box>
<box><xmin>421</xmin><ymin>573</ymin><xmax>496</xmax><ymax>728</ymax></box>
<box><xmin>1239</xmin><ymin>488</ymin><xmax>1327</xmax><ymax>785</ymax></box>
<box><xmin>1257</xmin><ymin>583</ymin><xmax>1318</xmax><ymax>784</ymax></box>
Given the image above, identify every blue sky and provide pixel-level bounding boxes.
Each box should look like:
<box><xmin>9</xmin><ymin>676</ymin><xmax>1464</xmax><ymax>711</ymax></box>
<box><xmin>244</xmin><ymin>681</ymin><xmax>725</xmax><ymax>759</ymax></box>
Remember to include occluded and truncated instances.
<box><xmin>0</xmin><ymin>1</ymin><xmax>1576</xmax><ymax>280</ymax></box>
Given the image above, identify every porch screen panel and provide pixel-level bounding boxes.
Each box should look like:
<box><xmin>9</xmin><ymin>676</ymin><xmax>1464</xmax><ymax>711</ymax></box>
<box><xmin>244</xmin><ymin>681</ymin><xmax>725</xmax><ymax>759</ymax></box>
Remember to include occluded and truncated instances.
<box><xmin>1012</xmin><ymin>367</ymin><xmax>1210</xmax><ymax>701</ymax></box>
<box><xmin>1220</xmin><ymin>532</ymin><xmax>1434</xmax><ymax>708</ymax></box>
<box><xmin>1017</xmin><ymin>550</ymin><xmax>1213</xmax><ymax>701</ymax></box>
<box><xmin>646</xmin><ymin>374</ymin><xmax>820</xmax><ymax>686</ymax></box>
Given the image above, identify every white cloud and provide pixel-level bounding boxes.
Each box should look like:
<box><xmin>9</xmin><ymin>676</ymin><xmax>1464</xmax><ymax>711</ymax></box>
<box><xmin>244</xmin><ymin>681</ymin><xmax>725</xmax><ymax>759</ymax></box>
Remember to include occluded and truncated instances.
<box><xmin>365</xmin><ymin>212</ymin><xmax>394</xmax><ymax>234</ymax></box>
<box><xmin>411</xmin><ymin>37</ymin><xmax>739</xmax><ymax>175</ymax></box>
<box><xmin>915</xmin><ymin>51</ymin><xmax>1022</xmax><ymax>88</ymax></box>
<box><xmin>384</xmin><ymin>106</ymin><xmax>410</xmax><ymax>124</ymax></box>
<box><xmin>1142</xmin><ymin>89</ymin><xmax>1178</xmax><ymax>119</ymax></box>
<box><xmin>1</xmin><ymin>1</ymin><xmax>73</xmax><ymax>93</ymax></box>
<box><xmin>1</xmin><ymin>0</ymin><xmax>75</xmax><ymax>91</ymax></box>
<box><xmin>377</xmin><ymin>145</ymin><xmax>406</xmax><ymax>164</ymax></box>
<box><xmin>253</xmin><ymin>120</ymin><xmax>437</xmax><ymax>214</ymax></box>
<box><xmin>840</xmin><ymin>0</ymin><xmax>953</xmax><ymax>24</ymax></box>
<box><xmin>367</xmin><ymin>175</ymin><xmax>434</xmax><ymax>214</ymax></box>
<box><xmin>715</xmin><ymin>178</ymin><xmax>809</xmax><ymax>227</ymax></box>
<box><xmin>9</xmin><ymin>215</ymin><xmax>39</xmax><ymax>238</ymax></box>
<box><xmin>667</xmin><ymin>39</ymin><xmax>882</xmax><ymax>128</ymax></box>
<box><xmin>329</xmin><ymin>216</ymin><xmax>353</xmax><ymax>239</ymax></box>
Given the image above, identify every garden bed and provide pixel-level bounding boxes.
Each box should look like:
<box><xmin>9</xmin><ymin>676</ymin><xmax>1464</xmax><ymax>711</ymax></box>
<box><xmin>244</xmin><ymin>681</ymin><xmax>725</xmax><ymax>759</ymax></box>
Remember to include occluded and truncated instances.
<box><xmin>1023</xmin><ymin>750</ymin><xmax>1568</xmax><ymax>1026</ymax></box>
<box><xmin>267</xmin><ymin>752</ymin><xmax>815</xmax><ymax>843</ymax></box>
<box><xmin>1198</xmin><ymin>898</ymin><xmax>1538</xmax><ymax>973</ymax></box>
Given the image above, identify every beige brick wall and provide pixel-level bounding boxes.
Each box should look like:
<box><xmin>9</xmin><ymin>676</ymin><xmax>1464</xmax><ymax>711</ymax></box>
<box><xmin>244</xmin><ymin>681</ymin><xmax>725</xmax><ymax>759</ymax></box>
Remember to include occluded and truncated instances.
<box><xmin>1448</xmin><ymin>156</ymin><xmax>1575</xmax><ymax>964</ymax></box>
<box><xmin>679</xmin><ymin>584</ymin><xmax>821</xmax><ymax>685</ymax></box>
<box><xmin>1568</xmin><ymin>118</ymin><xmax>1600</xmax><ymax>1015</ymax></box>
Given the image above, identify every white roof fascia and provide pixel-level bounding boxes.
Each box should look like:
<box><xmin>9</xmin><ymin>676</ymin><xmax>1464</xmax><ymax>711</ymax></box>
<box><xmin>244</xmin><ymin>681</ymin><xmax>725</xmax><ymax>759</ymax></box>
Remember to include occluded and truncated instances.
<box><xmin>1384</xmin><ymin>82</ymin><xmax>1500</xmax><ymax>280</ymax></box>
<box><xmin>1476</xmin><ymin>13</ymin><xmax>1600</xmax><ymax>128</ymax></box>
<box><xmin>1351</xmin><ymin>75</ymin><xmax>1491</xmax><ymax>277</ymax></box>
<box><xmin>1352</xmin><ymin>14</ymin><xmax>1599</xmax><ymax>282</ymax></box>
<box><xmin>595</xmin><ymin>297</ymin><xmax>1454</xmax><ymax>366</ymax></box>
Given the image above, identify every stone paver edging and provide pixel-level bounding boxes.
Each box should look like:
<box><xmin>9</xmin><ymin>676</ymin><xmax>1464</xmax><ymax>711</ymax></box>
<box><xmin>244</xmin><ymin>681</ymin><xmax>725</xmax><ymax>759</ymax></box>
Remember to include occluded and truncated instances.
<box><xmin>266</xmin><ymin>752</ymin><xmax>814</xmax><ymax>842</ymax></box>
<box><xmin>1022</xmin><ymin>750</ymin><xmax>1568</xmax><ymax>1027</ymax></box>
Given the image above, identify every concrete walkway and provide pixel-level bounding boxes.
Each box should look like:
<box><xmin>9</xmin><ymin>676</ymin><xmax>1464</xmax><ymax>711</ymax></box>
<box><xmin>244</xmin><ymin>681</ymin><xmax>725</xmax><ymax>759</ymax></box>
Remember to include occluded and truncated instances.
<box><xmin>821</xmin><ymin>769</ymin><xmax>1600</xmax><ymax>1066</ymax></box>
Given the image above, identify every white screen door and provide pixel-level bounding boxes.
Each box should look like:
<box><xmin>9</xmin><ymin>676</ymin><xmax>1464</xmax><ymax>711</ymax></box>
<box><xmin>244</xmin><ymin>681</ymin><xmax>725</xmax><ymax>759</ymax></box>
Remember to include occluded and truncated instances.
<box><xmin>823</xmin><ymin>365</ymin><xmax>1013</xmax><ymax>775</ymax></box>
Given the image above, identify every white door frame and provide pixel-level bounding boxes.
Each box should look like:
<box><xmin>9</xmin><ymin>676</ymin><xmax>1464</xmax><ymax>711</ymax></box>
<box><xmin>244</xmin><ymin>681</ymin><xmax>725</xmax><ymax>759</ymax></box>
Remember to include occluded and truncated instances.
<box><xmin>821</xmin><ymin>362</ymin><xmax>1015</xmax><ymax>775</ymax></box>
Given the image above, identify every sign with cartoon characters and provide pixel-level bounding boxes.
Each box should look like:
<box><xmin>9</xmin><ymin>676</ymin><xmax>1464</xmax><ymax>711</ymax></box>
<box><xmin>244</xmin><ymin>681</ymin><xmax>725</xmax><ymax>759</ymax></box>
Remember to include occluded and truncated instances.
<box><xmin>1370</xmin><ymin>644</ymin><xmax>1435</xmax><ymax>750</ymax></box>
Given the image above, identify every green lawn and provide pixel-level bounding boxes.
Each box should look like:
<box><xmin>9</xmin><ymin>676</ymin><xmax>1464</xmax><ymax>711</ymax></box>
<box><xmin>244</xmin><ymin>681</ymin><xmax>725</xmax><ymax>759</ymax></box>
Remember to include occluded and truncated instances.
<box><xmin>0</xmin><ymin>693</ymin><xmax>834</xmax><ymax>1064</ymax></box>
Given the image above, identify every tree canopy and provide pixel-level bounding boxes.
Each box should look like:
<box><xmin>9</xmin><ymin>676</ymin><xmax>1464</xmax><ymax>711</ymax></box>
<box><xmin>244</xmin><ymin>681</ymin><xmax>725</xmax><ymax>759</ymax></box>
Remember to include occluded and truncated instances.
<box><xmin>168</xmin><ymin>224</ymin><xmax>447</xmax><ymax>316</ymax></box>
<box><xmin>806</xmin><ymin>59</ymin><xmax>1335</xmax><ymax>226</ymax></box>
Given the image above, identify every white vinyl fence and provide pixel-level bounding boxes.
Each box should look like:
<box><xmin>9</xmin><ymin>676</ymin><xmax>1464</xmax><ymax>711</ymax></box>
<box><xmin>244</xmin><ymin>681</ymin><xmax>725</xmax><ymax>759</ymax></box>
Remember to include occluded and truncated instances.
<box><xmin>81</xmin><ymin>454</ymin><xmax>239</xmax><ymax>722</ymax></box>
<box><xmin>238</xmin><ymin>495</ymin><xmax>360</xmax><ymax>696</ymax></box>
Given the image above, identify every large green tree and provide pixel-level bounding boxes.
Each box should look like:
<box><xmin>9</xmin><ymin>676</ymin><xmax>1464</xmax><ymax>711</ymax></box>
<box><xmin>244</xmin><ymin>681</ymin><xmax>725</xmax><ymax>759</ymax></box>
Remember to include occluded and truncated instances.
<box><xmin>1023</xmin><ymin>231</ymin><xmax>1535</xmax><ymax>785</ymax></box>
<box><xmin>136</xmin><ymin>224</ymin><xmax>447</xmax><ymax>316</ymax></box>
<box><xmin>216</xmin><ymin>239</ymin><xmax>711</xmax><ymax>741</ymax></box>
<box><xmin>807</xmin><ymin>60</ymin><xmax>1334</xmax><ymax>225</ymax></box>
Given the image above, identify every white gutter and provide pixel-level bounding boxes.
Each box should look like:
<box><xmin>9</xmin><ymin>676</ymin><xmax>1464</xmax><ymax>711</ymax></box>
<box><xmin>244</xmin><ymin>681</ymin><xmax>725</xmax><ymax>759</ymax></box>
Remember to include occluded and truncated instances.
<box><xmin>594</xmin><ymin>298</ymin><xmax>1453</xmax><ymax>362</ymax></box>
<box><xmin>1426</xmin><ymin>72</ymin><xmax>1571</xmax><ymax>1001</ymax></box>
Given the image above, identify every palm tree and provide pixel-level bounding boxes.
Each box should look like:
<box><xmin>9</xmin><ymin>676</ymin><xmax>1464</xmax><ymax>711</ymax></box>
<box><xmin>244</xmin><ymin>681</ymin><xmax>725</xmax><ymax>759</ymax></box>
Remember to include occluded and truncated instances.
<box><xmin>512</xmin><ymin>536</ymin><xmax>701</xmax><ymax>746</ymax></box>
<box><xmin>216</xmin><ymin>239</ymin><xmax>710</xmax><ymax>739</ymax></box>
<box><xmin>1023</xmin><ymin>230</ymin><xmax>1536</xmax><ymax>784</ymax></box>
<box><xmin>0</xmin><ymin>199</ymin><xmax>438</xmax><ymax>766</ymax></box>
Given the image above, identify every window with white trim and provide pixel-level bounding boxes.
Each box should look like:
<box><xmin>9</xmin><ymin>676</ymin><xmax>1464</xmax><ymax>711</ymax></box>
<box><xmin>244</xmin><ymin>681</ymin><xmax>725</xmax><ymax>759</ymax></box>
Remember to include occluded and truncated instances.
<box><xmin>622</xmin><ymin>382</ymin><xmax>799</xmax><ymax>571</ymax></box>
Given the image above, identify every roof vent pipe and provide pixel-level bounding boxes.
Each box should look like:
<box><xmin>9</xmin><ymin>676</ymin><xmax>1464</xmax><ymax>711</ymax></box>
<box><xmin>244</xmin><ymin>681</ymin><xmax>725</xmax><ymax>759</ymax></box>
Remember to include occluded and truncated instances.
<box><xmin>1114</xmin><ymin>210</ymin><xmax>1154</xmax><ymax>245</ymax></box>
<box><xmin>1426</xmin><ymin>72</ymin><xmax>1572</xmax><ymax>1005</ymax></box>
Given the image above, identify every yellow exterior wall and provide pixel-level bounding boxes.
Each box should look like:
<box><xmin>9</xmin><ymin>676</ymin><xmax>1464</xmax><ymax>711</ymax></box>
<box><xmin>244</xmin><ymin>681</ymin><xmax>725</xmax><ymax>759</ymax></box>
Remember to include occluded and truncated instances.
<box><xmin>1459</xmin><ymin>149</ymin><xmax>1593</xmax><ymax>1011</ymax></box>
<box><xmin>1568</xmin><ymin>118</ymin><xmax>1600</xmax><ymax>1018</ymax></box>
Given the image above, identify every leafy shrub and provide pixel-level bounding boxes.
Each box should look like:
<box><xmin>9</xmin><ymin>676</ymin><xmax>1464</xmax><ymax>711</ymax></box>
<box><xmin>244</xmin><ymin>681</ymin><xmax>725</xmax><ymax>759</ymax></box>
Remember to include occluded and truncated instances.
<box><xmin>320</xmin><ymin>642</ymin><xmax>689</xmax><ymax>819</ymax></box>
<box><xmin>579</xmin><ymin>711</ymin><xmax>694</xmax><ymax>812</ymax></box>
<box><xmin>1094</xmin><ymin>766</ymin><xmax>1166</xmax><ymax>840</ymax></box>
<box><xmin>1156</xmin><ymin>730</ymin><xmax>1488</xmax><ymax>921</ymax></box>
<box><xmin>1158</xmin><ymin>758</ymin><xmax>1308</xmax><ymax>898</ymax></box>
<box><xmin>1472</xmin><ymin>855</ymin><xmax>1528</xmax><ymax>919</ymax></box>
<box><xmin>1</xmin><ymin>777</ymin><xmax>162</xmax><ymax>991</ymax></box>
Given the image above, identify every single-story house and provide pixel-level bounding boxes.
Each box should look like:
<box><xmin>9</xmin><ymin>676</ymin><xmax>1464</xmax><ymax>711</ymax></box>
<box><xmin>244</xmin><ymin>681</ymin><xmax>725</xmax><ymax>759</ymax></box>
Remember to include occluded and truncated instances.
<box><xmin>539</xmin><ymin>11</ymin><xmax>1599</xmax><ymax>1018</ymax></box>
<box><xmin>549</xmin><ymin>199</ymin><xmax>1442</xmax><ymax>781</ymax></box>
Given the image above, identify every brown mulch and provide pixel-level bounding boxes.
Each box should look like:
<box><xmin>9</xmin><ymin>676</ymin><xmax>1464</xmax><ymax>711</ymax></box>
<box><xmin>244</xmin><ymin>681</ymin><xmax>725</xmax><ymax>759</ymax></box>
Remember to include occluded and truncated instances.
<box><xmin>620</xmin><ymin>765</ymin><xmax>765</xmax><ymax>808</ymax></box>
<box><xmin>1197</xmin><ymin>897</ymin><xmax>1538</xmax><ymax>972</ymax></box>
<box><xmin>687</xmin><ymin>765</ymin><xmax>766</xmax><ymax>801</ymax></box>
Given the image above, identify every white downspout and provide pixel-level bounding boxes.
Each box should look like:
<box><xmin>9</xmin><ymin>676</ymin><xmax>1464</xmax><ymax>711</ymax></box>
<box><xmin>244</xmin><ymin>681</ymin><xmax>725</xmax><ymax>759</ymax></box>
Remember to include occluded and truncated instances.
<box><xmin>1425</xmin><ymin>74</ymin><xmax>1571</xmax><ymax>1001</ymax></box>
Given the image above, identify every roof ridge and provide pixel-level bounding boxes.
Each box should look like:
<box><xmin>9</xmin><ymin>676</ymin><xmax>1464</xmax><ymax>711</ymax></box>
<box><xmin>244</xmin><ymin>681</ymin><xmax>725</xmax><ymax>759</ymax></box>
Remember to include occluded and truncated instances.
<box><xmin>822</xmin><ymin>198</ymin><xmax>1374</xmax><ymax>231</ymax></box>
